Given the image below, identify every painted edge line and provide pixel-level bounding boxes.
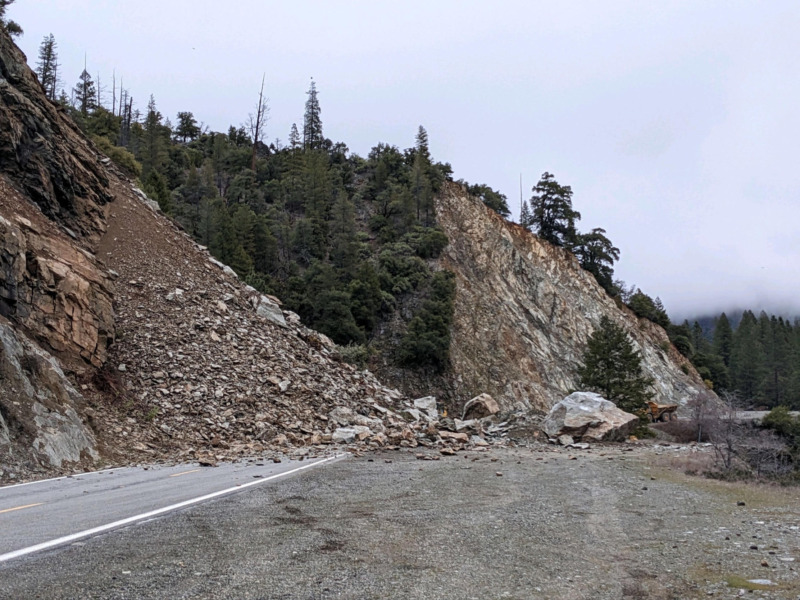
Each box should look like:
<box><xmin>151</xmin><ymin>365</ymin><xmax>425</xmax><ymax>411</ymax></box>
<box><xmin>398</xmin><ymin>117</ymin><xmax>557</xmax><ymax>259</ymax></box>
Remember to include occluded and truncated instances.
<box><xmin>0</xmin><ymin>454</ymin><xmax>342</xmax><ymax>564</ymax></box>
<box><xmin>0</xmin><ymin>467</ymin><xmax>121</xmax><ymax>491</ymax></box>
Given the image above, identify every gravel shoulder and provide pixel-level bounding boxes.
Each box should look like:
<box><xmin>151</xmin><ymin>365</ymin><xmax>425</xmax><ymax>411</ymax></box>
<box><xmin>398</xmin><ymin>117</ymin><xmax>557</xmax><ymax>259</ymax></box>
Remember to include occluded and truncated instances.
<box><xmin>1</xmin><ymin>445</ymin><xmax>799</xmax><ymax>600</ymax></box>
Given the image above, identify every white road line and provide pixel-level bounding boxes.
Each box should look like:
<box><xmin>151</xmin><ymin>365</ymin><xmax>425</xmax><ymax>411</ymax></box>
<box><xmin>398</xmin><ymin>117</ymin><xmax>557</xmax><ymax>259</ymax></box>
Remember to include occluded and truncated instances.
<box><xmin>0</xmin><ymin>455</ymin><xmax>342</xmax><ymax>564</ymax></box>
<box><xmin>0</xmin><ymin>468</ymin><xmax>121</xmax><ymax>491</ymax></box>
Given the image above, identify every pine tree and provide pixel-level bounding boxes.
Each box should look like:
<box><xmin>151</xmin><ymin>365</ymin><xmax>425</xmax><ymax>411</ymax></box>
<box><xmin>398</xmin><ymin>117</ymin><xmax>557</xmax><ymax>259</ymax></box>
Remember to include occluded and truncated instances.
<box><xmin>572</xmin><ymin>227</ymin><xmax>619</xmax><ymax>295</ymax></box>
<box><xmin>519</xmin><ymin>199</ymin><xmax>533</xmax><ymax>231</ymax></box>
<box><xmin>529</xmin><ymin>172</ymin><xmax>581</xmax><ymax>247</ymax></box>
<box><xmin>73</xmin><ymin>69</ymin><xmax>98</xmax><ymax>116</ymax></box>
<box><xmin>303</xmin><ymin>78</ymin><xmax>323</xmax><ymax>150</ymax></box>
<box><xmin>175</xmin><ymin>111</ymin><xmax>200</xmax><ymax>142</ymax></box>
<box><xmin>0</xmin><ymin>0</ymin><xmax>22</xmax><ymax>38</ymax></box>
<box><xmin>288</xmin><ymin>123</ymin><xmax>301</xmax><ymax>150</ymax></box>
<box><xmin>412</xmin><ymin>125</ymin><xmax>434</xmax><ymax>225</ymax></box>
<box><xmin>712</xmin><ymin>313</ymin><xmax>733</xmax><ymax>366</ymax></box>
<box><xmin>578</xmin><ymin>316</ymin><xmax>654</xmax><ymax>414</ymax></box>
<box><xmin>141</xmin><ymin>95</ymin><xmax>167</xmax><ymax>177</ymax></box>
<box><xmin>729</xmin><ymin>311</ymin><xmax>766</xmax><ymax>402</ymax></box>
<box><xmin>36</xmin><ymin>34</ymin><xmax>59</xmax><ymax>100</ymax></box>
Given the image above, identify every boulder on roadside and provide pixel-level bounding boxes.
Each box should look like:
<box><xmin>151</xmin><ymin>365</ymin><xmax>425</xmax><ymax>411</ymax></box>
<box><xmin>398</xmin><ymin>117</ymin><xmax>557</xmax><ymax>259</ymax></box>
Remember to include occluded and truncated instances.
<box><xmin>454</xmin><ymin>418</ymin><xmax>480</xmax><ymax>433</ymax></box>
<box><xmin>331</xmin><ymin>425</ymin><xmax>372</xmax><ymax>444</ymax></box>
<box><xmin>413</xmin><ymin>396</ymin><xmax>438</xmax><ymax>420</ymax></box>
<box><xmin>462</xmin><ymin>393</ymin><xmax>500</xmax><ymax>420</ymax></box>
<box><xmin>542</xmin><ymin>392</ymin><xmax>638</xmax><ymax>442</ymax></box>
<box><xmin>440</xmin><ymin>430</ymin><xmax>469</xmax><ymax>443</ymax></box>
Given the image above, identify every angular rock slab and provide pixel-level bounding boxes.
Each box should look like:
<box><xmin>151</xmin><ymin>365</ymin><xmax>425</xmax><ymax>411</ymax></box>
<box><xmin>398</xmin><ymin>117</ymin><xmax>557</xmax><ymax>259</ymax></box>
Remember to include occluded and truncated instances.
<box><xmin>462</xmin><ymin>393</ymin><xmax>500</xmax><ymax>420</ymax></box>
<box><xmin>542</xmin><ymin>391</ymin><xmax>638</xmax><ymax>442</ymax></box>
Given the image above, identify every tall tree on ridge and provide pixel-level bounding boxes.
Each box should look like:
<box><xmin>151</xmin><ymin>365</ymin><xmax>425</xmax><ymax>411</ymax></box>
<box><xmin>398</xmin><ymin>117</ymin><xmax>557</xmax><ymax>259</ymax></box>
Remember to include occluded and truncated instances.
<box><xmin>412</xmin><ymin>125</ymin><xmax>433</xmax><ymax>225</ymax></box>
<box><xmin>248</xmin><ymin>74</ymin><xmax>268</xmax><ymax>170</ymax></box>
<box><xmin>519</xmin><ymin>199</ymin><xmax>533</xmax><ymax>231</ymax></box>
<box><xmin>73</xmin><ymin>67</ymin><xmax>97</xmax><ymax>116</ymax></box>
<box><xmin>529</xmin><ymin>171</ymin><xmax>581</xmax><ymax>248</ymax></box>
<box><xmin>573</xmin><ymin>227</ymin><xmax>620</xmax><ymax>295</ymax></box>
<box><xmin>175</xmin><ymin>111</ymin><xmax>200</xmax><ymax>143</ymax></box>
<box><xmin>36</xmin><ymin>34</ymin><xmax>59</xmax><ymax>100</ymax></box>
<box><xmin>303</xmin><ymin>78</ymin><xmax>323</xmax><ymax>150</ymax></box>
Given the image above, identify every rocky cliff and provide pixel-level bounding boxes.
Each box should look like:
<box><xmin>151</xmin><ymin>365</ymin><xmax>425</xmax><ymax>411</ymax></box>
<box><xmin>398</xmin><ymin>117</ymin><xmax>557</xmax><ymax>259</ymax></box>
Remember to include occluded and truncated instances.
<box><xmin>435</xmin><ymin>183</ymin><xmax>708</xmax><ymax>413</ymax></box>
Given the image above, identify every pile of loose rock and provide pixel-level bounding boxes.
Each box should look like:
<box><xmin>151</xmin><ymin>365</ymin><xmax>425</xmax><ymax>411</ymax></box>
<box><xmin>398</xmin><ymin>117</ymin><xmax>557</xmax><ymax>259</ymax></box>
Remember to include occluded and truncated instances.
<box><xmin>90</xmin><ymin>183</ymin><xmax>511</xmax><ymax>465</ymax></box>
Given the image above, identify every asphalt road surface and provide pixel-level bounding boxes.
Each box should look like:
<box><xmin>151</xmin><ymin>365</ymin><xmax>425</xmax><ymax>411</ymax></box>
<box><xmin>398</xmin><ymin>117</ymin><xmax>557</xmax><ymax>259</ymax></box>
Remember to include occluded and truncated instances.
<box><xmin>0</xmin><ymin>455</ymin><xmax>339</xmax><ymax>563</ymax></box>
<box><xmin>1</xmin><ymin>447</ymin><xmax>799</xmax><ymax>599</ymax></box>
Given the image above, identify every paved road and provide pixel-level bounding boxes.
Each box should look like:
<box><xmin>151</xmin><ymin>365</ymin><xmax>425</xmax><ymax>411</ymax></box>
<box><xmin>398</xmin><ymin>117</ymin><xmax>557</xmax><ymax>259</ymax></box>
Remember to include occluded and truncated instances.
<box><xmin>0</xmin><ymin>455</ymin><xmax>339</xmax><ymax>562</ymax></box>
<box><xmin>2</xmin><ymin>447</ymin><xmax>799</xmax><ymax>599</ymax></box>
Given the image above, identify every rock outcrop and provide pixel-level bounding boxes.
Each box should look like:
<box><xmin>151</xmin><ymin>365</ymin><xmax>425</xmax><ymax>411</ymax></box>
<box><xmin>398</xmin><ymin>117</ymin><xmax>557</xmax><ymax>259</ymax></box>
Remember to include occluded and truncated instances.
<box><xmin>0</xmin><ymin>315</ymin><xmax>98</xmax><ymax>478</ymax></box>
<box><xmin>436</xmin><ymin>183</ymin><xmax>709</xmax><ymax>413</ymax></box>
<box><xmin>0</xmin><ymin>181</ymin><xmax>114</xmax><ymax>368</ymax></box>
<box><xmin>0</xmin><ymin>29</ymin><xmax>111</xmax><ymax>242</ymax></box>
<box><xmin>542</xmin><ymin>392</ymin><xmax>639</xmax><ymax>442</ymax></box>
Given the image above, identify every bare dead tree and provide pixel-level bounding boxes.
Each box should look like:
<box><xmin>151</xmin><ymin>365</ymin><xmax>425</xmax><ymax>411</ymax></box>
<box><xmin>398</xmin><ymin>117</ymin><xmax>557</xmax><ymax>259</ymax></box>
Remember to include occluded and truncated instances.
<box><xmin>710</xmin><ymin>390</ymin><xmax>743</xmax><ymax>473</ymax></box>
<box><xmin>247</xmin><ymin>73</ymin><xmax>269</xmax><ymax>172</ymax></box>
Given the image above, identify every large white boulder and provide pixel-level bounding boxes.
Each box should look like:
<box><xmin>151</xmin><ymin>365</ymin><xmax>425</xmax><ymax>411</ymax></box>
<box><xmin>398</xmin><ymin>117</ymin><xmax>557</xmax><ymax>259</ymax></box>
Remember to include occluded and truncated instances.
<box><xmin>542</xmin><ymin>392</ymin><xmax>639</xmax><ymax>442</ymax></box>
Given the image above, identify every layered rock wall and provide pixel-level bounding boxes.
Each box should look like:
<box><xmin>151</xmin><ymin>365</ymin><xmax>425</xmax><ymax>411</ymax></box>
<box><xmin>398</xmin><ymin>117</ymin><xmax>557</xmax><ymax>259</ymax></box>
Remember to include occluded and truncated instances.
<box><xmin>436</xmin><ymin>184</ymin><xmax>708</xmax><ymax>413</ymax></box>
<box><xmin>0</xmin><ymin>189</ymin><xmax>114</xmax><ymax>367</ymax></box>
<box><xmin>0</xmin><ymin>28</ymin><xmax>111</xmax><ymax>242</ymax></box>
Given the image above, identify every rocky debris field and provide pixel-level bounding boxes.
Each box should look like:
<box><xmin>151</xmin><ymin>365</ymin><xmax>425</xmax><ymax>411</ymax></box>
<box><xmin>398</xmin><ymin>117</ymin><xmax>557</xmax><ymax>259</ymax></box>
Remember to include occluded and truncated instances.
<box><xmin>79</xmin><ymin>183</ymin><xmax>521</xmax><ymax>471</ymax></box>
<box><xmin>2</xmin><ymin>444</ymin><xmax>798</xmax><ymax>600</ymax></box>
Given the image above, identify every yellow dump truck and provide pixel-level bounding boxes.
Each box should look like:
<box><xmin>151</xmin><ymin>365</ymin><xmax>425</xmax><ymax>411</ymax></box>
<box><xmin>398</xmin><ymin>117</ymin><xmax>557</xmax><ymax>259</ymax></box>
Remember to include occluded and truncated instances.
<box><xmin>645</xmin><ymin>401</ymin><xmax>679</xmax><ymax>422</ymax></box>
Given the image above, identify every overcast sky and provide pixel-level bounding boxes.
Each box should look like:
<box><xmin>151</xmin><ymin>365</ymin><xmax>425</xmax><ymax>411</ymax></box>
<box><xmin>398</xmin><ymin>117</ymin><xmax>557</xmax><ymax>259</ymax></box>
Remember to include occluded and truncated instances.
<box><xmin>10</xmin><ymin>0</ymin><xmax>800</xmax><ymax>320</ymax></box>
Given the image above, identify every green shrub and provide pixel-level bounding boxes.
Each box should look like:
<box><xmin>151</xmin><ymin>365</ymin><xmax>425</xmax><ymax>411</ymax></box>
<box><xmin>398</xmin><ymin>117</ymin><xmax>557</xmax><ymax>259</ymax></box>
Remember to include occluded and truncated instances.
<box><xmin>92</xmin><ymin>135</ymin><xmax>142</xmax><ymax>178</ymax></box>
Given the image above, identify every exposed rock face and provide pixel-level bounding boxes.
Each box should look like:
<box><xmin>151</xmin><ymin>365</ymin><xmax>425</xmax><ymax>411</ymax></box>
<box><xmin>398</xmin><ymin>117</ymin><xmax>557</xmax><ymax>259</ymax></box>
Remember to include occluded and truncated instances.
<box><xmin>0</xmin><ymin>29</ymin><xmax>111</xmax><ymax>242</ymax></box>
<box><xmin>0</xmin><ymin>316</ymin><xmax>98</xmax><ymax>475</ymax></box>
<box><xmin>0</xmin><ymin>184</ymin><xmax>114</xmax><ymax>367</ymax></box>
<box><xmin>542</xmin><ymin>392</ymin><xmax>639</xmax><ymax>442</ymax></box>
<box><xmin>436</xmin><ymin>184</ymin><xmax>708</xmax><ymax>413</ymax></box>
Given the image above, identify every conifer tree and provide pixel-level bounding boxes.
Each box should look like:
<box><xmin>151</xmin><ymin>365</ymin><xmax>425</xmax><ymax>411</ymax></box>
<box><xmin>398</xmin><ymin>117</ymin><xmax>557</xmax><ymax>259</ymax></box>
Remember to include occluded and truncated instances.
<box><xmin>572</xmin><ymin>227</ymin><xmax>619</xmax><ymax>295</ymax></box>
<box><xmin>412</xmin><ymin>125</ymin><xmax>434</xmax><ymax>225</ymax></box>
<box><xmin>0</xmin><ymin>0</ymin><xmax>22</xmax><ymax>38</ymax></box>
<box><xmin>303</xmin><ymin>78</ymin><xmax>323</xmax><ymax>150</ymax></box>
<box><xmin>529</xmin><ymin>172</ymin><xmax>581</xmax><ymax>247</ymax></box>
<box><xmin>36</xmin><ymin>34</ymin><xmax>59</xmax><ymax>100</ymax></box>
<box><xmin>519</xmin><ymin>199</ymin><xmax>533</xmax><ymax>231</ymax></box>
<box><xmin>141</xmin><ymin>95</ymin><xmax>167</xmax><ymax>177</ymax></box>
<box><xmin>578</xmin><ymin>316</ymin><xmax>654</xmax><ymax>413</ymax></box>
<box><xmin>73</xmin><ymin>69</ymin><xmax>98</xmax><ymax>116</ymax></box>
<box><xmin>175</xmin><ymin>111</ymin><xmax>199</xmax><ymax>142</ymax></box>
<box><xmin>713</xmin><ymin>313</ymin><xmax>733</xmax><ymax>366</ymax></box>
<box><xmin>288</xmin><ymin>123</ymin><xmax>301</xmax><ymax>150</ymax></box>
<box><xmin>729</xmin><ymin>311</ymin><xmax>766</xmax><ymax>402</ymax></box>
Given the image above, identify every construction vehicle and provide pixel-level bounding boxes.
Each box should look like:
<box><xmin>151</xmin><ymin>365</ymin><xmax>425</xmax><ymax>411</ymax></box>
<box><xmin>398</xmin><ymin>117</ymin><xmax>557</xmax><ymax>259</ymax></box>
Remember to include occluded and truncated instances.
<box><xmin>645</xmin><ymin>400</ymin><xmax>679</xmax><ymax>422</ymax></box>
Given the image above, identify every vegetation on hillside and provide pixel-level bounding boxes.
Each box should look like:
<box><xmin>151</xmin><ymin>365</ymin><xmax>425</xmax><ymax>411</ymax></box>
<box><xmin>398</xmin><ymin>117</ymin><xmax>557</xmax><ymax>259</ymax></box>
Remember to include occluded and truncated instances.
<box><xmin>31</xmin><ymin>34</ymin><xmax>520</xmax><ymax>374</ymax></box>
<box><xmin>578</xmin><ymin>316</ymin><xmax>654</xmax><ymax>414</ymax></box>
